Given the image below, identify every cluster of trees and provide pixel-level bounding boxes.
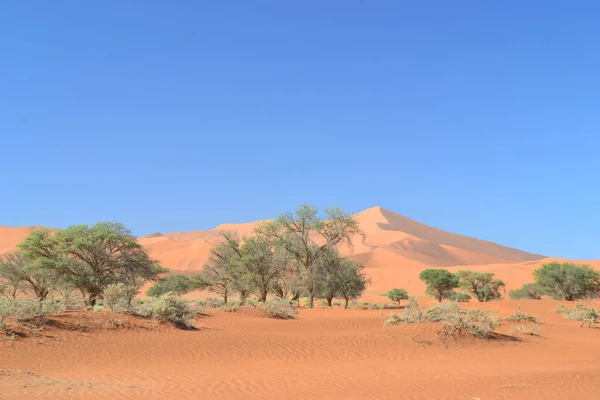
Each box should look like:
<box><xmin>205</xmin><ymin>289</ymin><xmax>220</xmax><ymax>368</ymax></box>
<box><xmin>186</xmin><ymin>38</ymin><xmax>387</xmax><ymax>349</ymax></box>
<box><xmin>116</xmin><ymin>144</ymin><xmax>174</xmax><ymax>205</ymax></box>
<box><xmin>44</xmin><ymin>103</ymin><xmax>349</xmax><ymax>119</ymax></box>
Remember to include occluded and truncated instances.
<box><xmin>417</xmin><ymin>269</ymin><xmax>506</xmax><ymax>303</ymax></box>
<box><xmin>385</xmin><ymin>262</ymin><xmax>600</xmax><ymax>305</ymax></box>
<box><xmin>0</xmin><ymin>222</ymin><xmax>165</xmax><ymax>306</ymax></box>
<box><xmin>189</xmin><ymin>205</ymin><xmax>370</xmax><ymax>308</ymax></box>
<box><xmin>510</xmin><ymin>262</ymin><xmax>600</xmax><ymax>301</ymax></box>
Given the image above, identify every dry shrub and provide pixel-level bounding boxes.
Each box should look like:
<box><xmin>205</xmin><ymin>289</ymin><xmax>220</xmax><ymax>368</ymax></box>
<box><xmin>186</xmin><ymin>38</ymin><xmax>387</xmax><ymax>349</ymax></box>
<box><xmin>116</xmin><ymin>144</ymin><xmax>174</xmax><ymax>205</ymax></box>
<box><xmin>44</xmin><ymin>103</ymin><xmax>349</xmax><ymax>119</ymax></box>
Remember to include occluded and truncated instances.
<box><xmin>504</xmin><ymin>306</ymin><xmax>542</xmax><ymax>324</ymax></box>
<box><xmin>554</xmin><ymin>302</ymin><xmax>599</xmax><ymax>327</ymax></box>
<box><xmin>132</xmin><ymin>294</ymin><xmax>199</xmax><ymax>329</ymax></box>
<box><xmin>103</xmin><ymin>283</ymin><xmax>132</xmax><ymax>312</ymax></box>
<box><xmin>386</xmin><ymin>298</ymin><xmax>499</xmax><ymax>339</ymax></box>
<box><xmin>511</xmin><ymin>324</ymin><xmax>540</xmax><ymax>336</ymax></box>
<box><xmin>261</xmin><ymin>298</ymin><xmax>298</xmax><ymax>319</ymax></box>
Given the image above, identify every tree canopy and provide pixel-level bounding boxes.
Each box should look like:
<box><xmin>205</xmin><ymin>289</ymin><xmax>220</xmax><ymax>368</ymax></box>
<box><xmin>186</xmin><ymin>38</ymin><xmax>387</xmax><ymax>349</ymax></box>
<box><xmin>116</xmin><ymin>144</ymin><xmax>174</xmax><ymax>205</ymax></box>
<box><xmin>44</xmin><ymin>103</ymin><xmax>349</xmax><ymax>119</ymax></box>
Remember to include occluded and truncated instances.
<box><xmin>533</xmin><ymin>262</ymin><xmax>600</xmax><ymax>301</ymax></box>
<box><xmin>418</xmin><ymin>269</ymin><xmax>459</xmax><ymax>302</ymax></box>
<box><xmin>19</xmin><ymin>222</ymin><xmax>165</xmax><ymax>305</ymax></box>
<box><xmin>456</xmin><ymin>271</ymin><xmax>505</xmax><ymax>302</ymax></box>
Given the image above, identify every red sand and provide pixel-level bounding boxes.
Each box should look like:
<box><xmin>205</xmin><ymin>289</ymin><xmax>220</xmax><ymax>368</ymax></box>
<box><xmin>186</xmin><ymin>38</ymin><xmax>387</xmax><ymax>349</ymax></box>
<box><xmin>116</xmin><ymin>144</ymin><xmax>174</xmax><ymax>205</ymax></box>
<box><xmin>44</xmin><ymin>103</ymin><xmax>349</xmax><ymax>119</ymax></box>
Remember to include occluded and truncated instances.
<box><xmin>2</xmin><ymin>300</ymin><xmax>600</xmax><ymax>399</ymax></box>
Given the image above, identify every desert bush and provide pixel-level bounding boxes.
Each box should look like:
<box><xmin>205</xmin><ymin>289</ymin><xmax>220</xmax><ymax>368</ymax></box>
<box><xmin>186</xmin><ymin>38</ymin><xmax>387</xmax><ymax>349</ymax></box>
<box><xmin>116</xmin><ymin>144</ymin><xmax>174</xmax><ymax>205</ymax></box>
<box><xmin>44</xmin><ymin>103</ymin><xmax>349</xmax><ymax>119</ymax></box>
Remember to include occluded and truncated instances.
<box><xmin>505</xmin><ymin>306</ymin><xmax>541</xmax><ymax>324</ymax></box>
<box><xmin>508</xmin><ymin>283</ymin><xmax>543</xmax><ymax>300</ymax></box>
<box><xmin>511</xmin><ymin>324</ymin><xmax>540</xmax><ymax>336</ymax></box>
<box><xmin>103</xmin><ymin>283</ymin><xmax>132</xmax><ymax>312</ymax></box>
<box><xmin>443</xmin><ymin>291</ymin><xmax>471</xmax><ymax>302</ymax></box>
<box><xmin>147</xmin><ymin>274</ymin><xmax>196</xmax><ymax>297</ymax></box>
<box><xmin>221</xmin><ymin>301</ymin><xmax>241</xmax><ymax>312</ymax></box>
<box><xmin>554</xmin><ymin>302</ymin><xmax>599</xmax><ymax>327</ymax></box>
<box><xmin>386</xmin><ymin>298</ymin><xmax>498</xmax><ymax>339</ymax></box>
<box><xmin>133</xmin><ymin>294</ymin><xmax>199</xmax><ymax>329</ymax></box>
<box><xmin>0</xmin><ymin>298</ymin><xmax>63</xmax><ymax>323</ymax></box>
<box><xmin>261</xmin><ymin>298</ymin><xmax>298</xmax><ymax>319</ymax></box>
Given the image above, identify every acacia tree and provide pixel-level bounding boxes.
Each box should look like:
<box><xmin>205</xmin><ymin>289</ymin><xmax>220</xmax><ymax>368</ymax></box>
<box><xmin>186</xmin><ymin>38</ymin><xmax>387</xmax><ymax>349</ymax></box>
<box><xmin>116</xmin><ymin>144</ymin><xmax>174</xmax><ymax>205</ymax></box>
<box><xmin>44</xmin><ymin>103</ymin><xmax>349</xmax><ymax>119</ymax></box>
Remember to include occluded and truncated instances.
<box><xmin>456</xmin><ymin>271</ymin><xmax>505</xmax><ymax>302</ymax></box>
<box><xmin>336</xmin><ymin>260</ymin><xmax>370</xmax><ymax>309</ymax></box>
<box><xmin>533</xmin><ymin>262</ymin><xmax>600</xmax><ymax>301</ymax></box>
<box><xmin>19</xmin><ymin>222</ymin><xmax>165</xmax><ymax>306</ymax></box>
<box><xmin>419</xmin><ymin>269</ymin><xmax>459</xmax><ymax>303</ymax></box>
<box><xmin>0</xmin><ymin>252</ymin><xmax>57</xmax><ymax>299</ymax></box>
<box><xmin>386</xmin><ymin>288</ymin><xmax>409</xmax><ymax>305</ymax></box>
<box><xmin>257</xmin><ymin>204</ymin><xmax>363</xmax><ymax>308</ymax></box>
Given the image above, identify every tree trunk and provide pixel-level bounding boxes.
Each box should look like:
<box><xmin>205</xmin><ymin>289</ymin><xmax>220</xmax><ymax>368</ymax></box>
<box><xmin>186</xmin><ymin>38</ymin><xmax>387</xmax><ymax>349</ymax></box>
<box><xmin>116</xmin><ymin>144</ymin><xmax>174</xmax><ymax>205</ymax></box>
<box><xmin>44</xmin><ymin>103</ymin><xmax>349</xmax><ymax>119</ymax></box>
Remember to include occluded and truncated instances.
<box><xmin>259</xmin><ymin>290</ymin><xmax>267</xmax><ymax>303</ymax></box>
<box><xmin>326</xmin><ymin>297</ymin><xmax>333</xmax><ymax>307</ymax></box>
<box><xmin>344</xmin><ymin>298</ymin><xmax>349</xmax><ymax>309</ymax></box>
<box><xmin>240</xmin><ymin>290</ymin><xmax>248</xmax><ymax>305</ymax></box>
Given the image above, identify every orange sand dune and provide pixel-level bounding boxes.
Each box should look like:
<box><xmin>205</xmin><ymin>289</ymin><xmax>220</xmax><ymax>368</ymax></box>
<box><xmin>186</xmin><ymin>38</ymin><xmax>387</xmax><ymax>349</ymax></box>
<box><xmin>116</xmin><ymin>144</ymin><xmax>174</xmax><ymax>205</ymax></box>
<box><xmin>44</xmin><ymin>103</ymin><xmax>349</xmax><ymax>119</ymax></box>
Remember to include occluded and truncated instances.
<box><xmin>2</xmin><ymin>300</ymin><xmax>600</xmax><ymax>399</ymax></box>
<box><xmin>0</xmin><ymin>226</ymin><xmax>52</xmax><ymax>253</ymax></box>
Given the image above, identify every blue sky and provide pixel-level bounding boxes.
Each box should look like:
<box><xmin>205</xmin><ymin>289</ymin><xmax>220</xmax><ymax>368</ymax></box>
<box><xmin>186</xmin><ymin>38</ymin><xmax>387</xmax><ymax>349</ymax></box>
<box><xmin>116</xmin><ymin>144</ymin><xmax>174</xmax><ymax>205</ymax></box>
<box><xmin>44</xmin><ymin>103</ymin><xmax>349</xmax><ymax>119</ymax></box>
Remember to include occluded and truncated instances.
<box><xmin>1</xmin><ymin>1</ymin><xmax>599</xmax><ymax>259</ymax></box>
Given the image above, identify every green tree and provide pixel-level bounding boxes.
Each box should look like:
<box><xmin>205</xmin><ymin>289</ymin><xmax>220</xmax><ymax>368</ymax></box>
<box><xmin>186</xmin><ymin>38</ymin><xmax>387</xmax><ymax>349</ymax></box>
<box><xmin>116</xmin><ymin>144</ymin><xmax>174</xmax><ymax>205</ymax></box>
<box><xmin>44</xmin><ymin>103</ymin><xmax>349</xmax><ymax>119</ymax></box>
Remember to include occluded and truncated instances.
<box><xmin>385</xmin><ymin>288</ymin><xmax>409</xmax><ymax>305</ymax></box>
<box><xmin>456</xmin><ymin>271</ymin><xmax>505</xmax><ymax>302</ymax></box>
<box><xmin>0</xmin><ymin>252</ymin><xmax>57</xmax><ymax>299</ymax></box>
<box><xmin>336</xmin><ymin>260</ymin><xmax>369</xmax><ymax>309</ymax></box>
<box><xmin>257</xmin><ymin>204</ymin><xmax>363</xmax><ymax>308</ymax></box>
<box><xmin>315</xmin><ymin>249</ymin><xmax>370</xmax><ymax>308</ymax></box>
<box><xmin>508</xmin><ymin>283</ymin><xmax>543</xmax><ymax>300</ymax></box>
<box><xmin>533</xmin><ymin>262</ymin><xmax>600</xmax><ymax>301</ymax></box>
<box><xmin>147</xmin><ymin>274</ymin><xmax>195</xmax><ymax>297</ymax></box>
<box><xmin>419</xmin><ymin>269</ymin><xmax>459</xmax><ymax>303</ymax></box>
<box><xmin>19</xmin><ymin>222</ymin><xmax>165</xmax><ymax>306</ymax></box>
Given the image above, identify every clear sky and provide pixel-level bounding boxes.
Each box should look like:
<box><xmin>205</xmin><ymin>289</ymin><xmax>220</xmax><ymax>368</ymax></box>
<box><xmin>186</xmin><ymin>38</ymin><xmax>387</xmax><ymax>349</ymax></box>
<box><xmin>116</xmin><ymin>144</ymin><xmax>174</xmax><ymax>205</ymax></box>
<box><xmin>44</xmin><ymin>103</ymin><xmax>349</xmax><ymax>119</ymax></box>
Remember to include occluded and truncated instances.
<box><xmin>1</xmin><ymin>2</ymin><xmax>599</xmax><ymax>259</ymax></box>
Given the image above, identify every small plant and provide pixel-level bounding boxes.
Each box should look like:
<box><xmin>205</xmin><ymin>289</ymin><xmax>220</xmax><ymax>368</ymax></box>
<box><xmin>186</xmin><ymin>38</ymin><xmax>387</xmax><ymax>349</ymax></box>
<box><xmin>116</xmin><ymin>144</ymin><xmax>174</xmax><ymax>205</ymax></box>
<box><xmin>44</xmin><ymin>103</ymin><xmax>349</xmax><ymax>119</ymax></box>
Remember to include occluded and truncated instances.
<box><xmin>511</xmin><ymin>324</ymin><xmax>540</xmax><ymax>336</ymax></box>
<box><xmin>261</xmin><ymin>298</ymin><xmax>298</xmax><ymax>319</ymax></box>
<box><xmin>554</xmin><ymin>302</ymin><xmax>599</xmax><ymax>327</ymax></box>
<box><xmin>333</xmin><ymin>301</ymin><xmax>342</xmax><ymax>307</ymax></box>
<box><xmin>505</xmin><ymin>306</ymin><xmax>541</xmax><ymax>324</ymax></box>
<box><xmin>221</xmin><ymin>301</ymin><xmax>240</xmax><ymax>312</ymax></box>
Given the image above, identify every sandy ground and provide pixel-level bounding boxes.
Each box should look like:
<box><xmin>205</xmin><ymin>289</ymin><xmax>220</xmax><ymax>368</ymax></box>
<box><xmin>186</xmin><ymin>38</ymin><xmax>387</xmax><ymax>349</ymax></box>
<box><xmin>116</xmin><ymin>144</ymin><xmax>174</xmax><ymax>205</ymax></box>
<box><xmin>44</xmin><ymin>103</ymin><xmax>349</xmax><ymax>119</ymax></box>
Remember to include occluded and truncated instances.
<box><xmin>2</xmin><ymin>300</ymin><xmax>600</xmax><ymax>400</ymax></box>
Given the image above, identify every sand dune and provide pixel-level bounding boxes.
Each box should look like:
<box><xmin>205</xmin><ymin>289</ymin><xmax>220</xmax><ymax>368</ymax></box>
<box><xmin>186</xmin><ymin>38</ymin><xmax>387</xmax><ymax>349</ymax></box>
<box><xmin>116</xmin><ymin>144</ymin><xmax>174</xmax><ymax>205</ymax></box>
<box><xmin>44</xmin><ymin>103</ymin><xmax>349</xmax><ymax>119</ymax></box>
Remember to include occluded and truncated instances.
<box><xmin>3</xmin><ymin>300</ymin><xmax>600</xmax><ymax>399</ymax></box>
<box><xmin>0</xmin><ymin>207</ymin><xmax>593</xmax><ymax>295</ymax></box>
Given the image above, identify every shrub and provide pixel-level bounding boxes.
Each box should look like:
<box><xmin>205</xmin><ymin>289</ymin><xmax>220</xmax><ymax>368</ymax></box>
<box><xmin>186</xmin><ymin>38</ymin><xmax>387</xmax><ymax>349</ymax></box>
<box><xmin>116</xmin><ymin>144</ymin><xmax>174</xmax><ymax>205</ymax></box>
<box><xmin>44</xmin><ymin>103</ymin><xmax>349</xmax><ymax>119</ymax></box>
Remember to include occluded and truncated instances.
<box><xmin>385</xmin><ymin>288</ymin><xmax>409</xmax><ymax>305</ymax></box>
<box><xmin>0</xmin><ymin>298</ymin><xmax>63</xmax><ymax>323</ymax></box>
<box><xmin>221</xmin><ymin>301</ymin><xmax>240</xmax><ymax>312</ymax></box>
<box><xmin>511</xmin><ymin>324</ymin><xmax>540</xmax><ymax>336</ymax></box>
<box><xmin>534</xmin><ymin>262</ymin><xmax>600</xmax><ymax>301</ymax></box>
<box><xmin>443</xmin><ymin>291</ymin><xmax>471</xmax><ymax>302</ymax></box>
<box><xmin>554</xmin><ymin>302</ymin><xmax>599</xmax><ymax>327</ymax></box>
<box><xmin>147</xmin><ymin>274</ymin><xmax>195</xmax><ymax>297</ymax></box>
<box><xmin>261</xmin><ymin>298</ymin><xmax>298</xmax><ymax>319</ymax></box>
<box><xmin>509</xmin><ymin>283</ymin><xmax>543</xmax><ymax>300</ymax></box>
<box><xmin>456</xmin><ymin>271</ymin><xmax>505</xmax><ymax>302</ymax></box>
<box><xmin>133</xmin><ymin>294</ymin><xmax>199</xmax><ymax>329</ymax></box>
<box><xmin>505</xmin><ymin>306</ymin><xmax>541</xmax><ymax>324</ymax></box>
<box><xmin>386</xmin><ymin>298</ymin><xmax>499</xmax><ymax>339</ymax></box>
<box><xmin>103</xmin><ymin>283</ymin><xmax>132</xmax><ymax>312</ymax></box>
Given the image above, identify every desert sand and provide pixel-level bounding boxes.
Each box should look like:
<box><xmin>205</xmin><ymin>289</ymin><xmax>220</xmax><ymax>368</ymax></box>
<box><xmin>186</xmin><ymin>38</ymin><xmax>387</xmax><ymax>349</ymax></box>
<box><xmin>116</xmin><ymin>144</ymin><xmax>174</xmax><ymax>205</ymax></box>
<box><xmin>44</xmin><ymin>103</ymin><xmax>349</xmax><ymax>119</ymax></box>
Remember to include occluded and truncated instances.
<box><xmin>2</xmin><ymin>300</ymin><xmax>600</xmax><ymax>400</ymax></box>
<box><xmin>2</xmin><ymin>207</ymin><xmax>600</xmax><ymax>399</ymax></box>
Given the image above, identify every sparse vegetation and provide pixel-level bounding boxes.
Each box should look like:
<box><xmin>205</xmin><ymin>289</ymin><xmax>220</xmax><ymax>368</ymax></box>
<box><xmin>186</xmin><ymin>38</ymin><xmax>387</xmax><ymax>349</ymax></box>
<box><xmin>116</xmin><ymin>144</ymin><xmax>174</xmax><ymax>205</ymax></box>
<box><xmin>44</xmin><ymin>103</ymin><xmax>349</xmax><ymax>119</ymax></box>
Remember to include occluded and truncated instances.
<box><xmin>133</xmin><ymin>294</ymin><xmax>200</xmax><ymax>329</ymax></box>
<box><xmin>385</xmin><ymin>288</ymin><xmax>409</xmax><ymax>305</ymax></box>
<box><xmin>511</xmin><ymin>324</ymin><xmax>540</xmax><ymax>336</ymax></box>
<box><xmin>456</xmin><ymin>271</ymin><xmax>505</xmax><ymax>302</ymax></box>
<box><xmin>534</xmin><ymin>262</ymin><xmax>600</xmax><ymax>301</ymax></box>
<box><xmin>554</xmin><ymin>302</ymin><xmax>599</xmax><ymax>327</ymax></box>
<box><xmin>419</xmin><ymin>269</ymin><xmax>459</xmax><ymax>302</ymax></box>
<box><xmin>505</xmin><ymin>306</ymin><xmax>541</xmax><ymax>324</ymax></box>
<box><xmin>261</xmin><ymin>298</ymin><xmax>298</xmax><ymax>319</ymax></box>
<box><xmin>386</xmin><ymin>298</ymin><xmax>499</xmax><ymax>339</ymax></box>
<box><xmin>147</xmin><ymin>274</ymin><xmax>201</xmax><ymax>297</ymax></box>
<box><xmin>509</xmin><ymin>283</ymin><xmax>543</xmax><ymax>300</ymax></box>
